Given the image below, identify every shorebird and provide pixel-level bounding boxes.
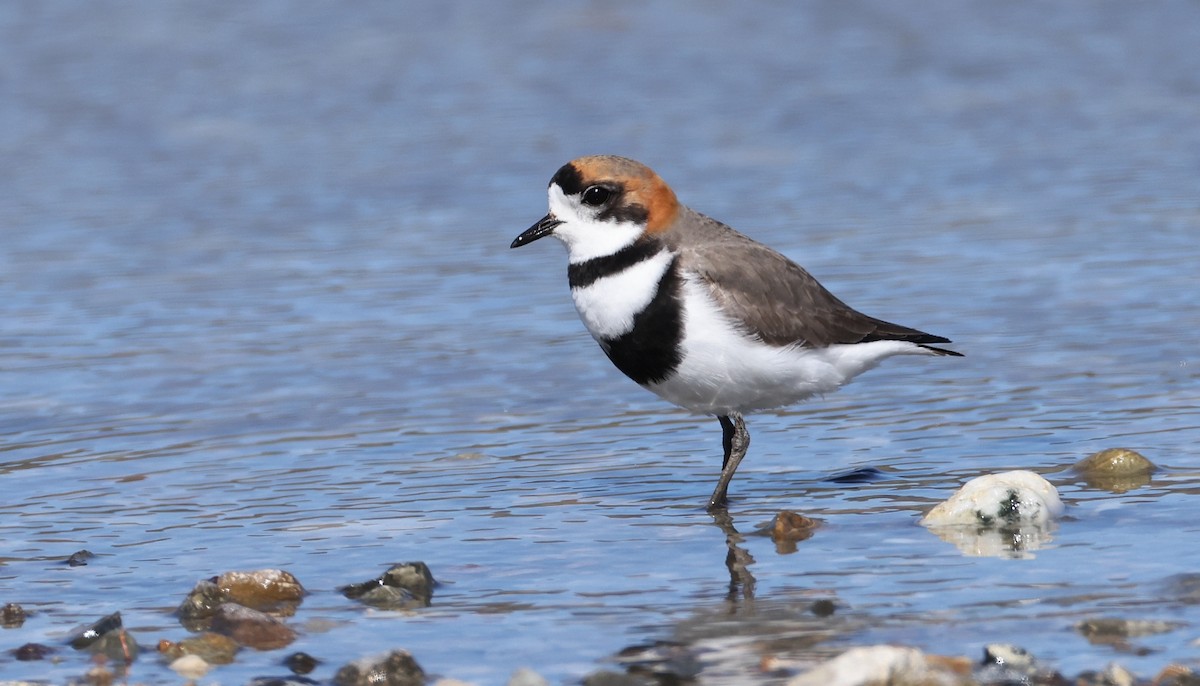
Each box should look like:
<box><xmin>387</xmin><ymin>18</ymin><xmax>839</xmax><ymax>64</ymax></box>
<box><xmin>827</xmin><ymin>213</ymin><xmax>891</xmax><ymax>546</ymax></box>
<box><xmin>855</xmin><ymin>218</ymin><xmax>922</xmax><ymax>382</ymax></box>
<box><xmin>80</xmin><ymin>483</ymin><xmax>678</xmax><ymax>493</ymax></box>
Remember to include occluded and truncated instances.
<box><xmin>511</xmin><ymin>155</ymin><xmax>961</xmax><ymax>509</ymax></box>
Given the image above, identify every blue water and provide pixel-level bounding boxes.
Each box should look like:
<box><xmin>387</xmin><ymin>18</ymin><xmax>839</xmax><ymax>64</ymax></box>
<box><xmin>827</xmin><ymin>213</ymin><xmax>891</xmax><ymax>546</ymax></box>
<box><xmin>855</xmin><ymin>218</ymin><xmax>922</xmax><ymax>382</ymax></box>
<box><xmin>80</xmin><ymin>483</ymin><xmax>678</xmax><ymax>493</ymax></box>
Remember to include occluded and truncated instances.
<box><xmin>2</xmin><ymin>1</ymin><xmax>1199</xmax><ymax>683</ymax></box>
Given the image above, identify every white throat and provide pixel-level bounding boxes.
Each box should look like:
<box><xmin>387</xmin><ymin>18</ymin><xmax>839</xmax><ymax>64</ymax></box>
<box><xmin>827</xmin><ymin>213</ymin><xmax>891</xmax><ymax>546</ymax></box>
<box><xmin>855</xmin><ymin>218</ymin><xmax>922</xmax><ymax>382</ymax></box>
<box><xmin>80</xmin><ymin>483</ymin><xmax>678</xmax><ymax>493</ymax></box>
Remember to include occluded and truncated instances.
<box><xmin>546</xmin><ymin>184</ymin><xmax>644</xmax><ymax>263</ymax></box>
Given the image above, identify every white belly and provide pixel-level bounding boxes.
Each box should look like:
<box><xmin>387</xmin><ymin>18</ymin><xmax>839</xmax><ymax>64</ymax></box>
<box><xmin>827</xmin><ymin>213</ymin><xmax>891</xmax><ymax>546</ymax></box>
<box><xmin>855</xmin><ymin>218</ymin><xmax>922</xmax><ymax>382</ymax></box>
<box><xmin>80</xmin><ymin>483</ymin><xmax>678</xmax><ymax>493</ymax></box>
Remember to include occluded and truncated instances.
<box><xmin>647</xmin><ymin>276</ymin><xmax>927</xmax><ymax>416</ymax></box>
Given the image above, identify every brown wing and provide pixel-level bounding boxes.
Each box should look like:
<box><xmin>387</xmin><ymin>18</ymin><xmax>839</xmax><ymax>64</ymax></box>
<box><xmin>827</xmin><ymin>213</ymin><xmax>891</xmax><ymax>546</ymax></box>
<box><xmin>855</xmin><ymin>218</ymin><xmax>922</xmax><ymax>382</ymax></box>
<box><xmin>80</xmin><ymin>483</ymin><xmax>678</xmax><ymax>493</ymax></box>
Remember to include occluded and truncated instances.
<box><xmin>672</xmin><ymin>212</ymin><xmax>960</xmax><ymax>354</ymax></box>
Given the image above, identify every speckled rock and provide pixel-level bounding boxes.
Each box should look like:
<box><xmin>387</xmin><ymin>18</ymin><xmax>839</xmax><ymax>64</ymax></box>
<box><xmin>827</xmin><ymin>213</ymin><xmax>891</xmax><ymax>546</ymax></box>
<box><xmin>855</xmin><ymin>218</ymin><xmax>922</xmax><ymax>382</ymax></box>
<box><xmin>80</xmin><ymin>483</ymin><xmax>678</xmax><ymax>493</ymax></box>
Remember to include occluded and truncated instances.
<box><xmin>333</xmin><ymin>649</ymin><xmax>426</xmax><ymax>686</ymax></box>
<box><xmin>341</xmin><ymin>562</ymin><xmax>435</xmax><ymax>610</ymax></box>
<box><xmin>787</xmin><ymin>645</ymin><xmax>972</xmax><ymax>686</ymax></box>
<box><xmin>210</xmin><ymin>603</ymin><xmax>296</xmax><ymax>650</ymax></box>
<box><xmin>976</xmin><ymin>644</ymin><xmax>1064</xmax><ymax>684</ymax></box>
<box><xmin>920</xmin><ymin>471</ymin><xmax>1064</xmax><ymax>558</ymax></box>
<box><xmin>922</xmin><ymin>471</ymin><xmax>1063</xmax><ymax>528</ymax></box>
<box><xmin>1074</xmin><ymin>448</ymin><xmax>1155</xmax><ymax>492</ymax></box>
<box><xmin>177</xmin><ymin>579</ymin><xmax>226</xmax><ymax>627</ymax></box>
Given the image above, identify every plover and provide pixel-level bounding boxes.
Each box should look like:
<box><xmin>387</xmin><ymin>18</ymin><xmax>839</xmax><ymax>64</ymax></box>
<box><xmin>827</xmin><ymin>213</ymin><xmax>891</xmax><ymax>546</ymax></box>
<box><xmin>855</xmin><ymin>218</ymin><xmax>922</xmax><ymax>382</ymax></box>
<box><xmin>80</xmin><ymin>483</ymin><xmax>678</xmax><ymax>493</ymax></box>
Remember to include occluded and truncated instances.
<box><xmin>511</xmin><ymin>155</ymin><xmax>961</xmax><ymax>509</ymax></box>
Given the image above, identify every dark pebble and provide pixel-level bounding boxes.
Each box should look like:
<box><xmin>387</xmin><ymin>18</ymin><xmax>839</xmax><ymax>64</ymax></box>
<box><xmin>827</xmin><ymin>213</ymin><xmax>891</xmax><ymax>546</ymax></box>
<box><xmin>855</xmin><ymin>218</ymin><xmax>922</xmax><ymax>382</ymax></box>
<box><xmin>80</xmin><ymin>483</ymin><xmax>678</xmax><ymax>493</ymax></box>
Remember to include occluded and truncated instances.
<box><xmin>810</xmin><ymin>599</ymin><xmax>837</xmax><ymax>617</ymax></box>
<box><xmin>2</xmin><ymin>602</ymin><xmax>27</xmax><ymax>627</ymax></box>
<box><xmin>14</xmin><ymin>642</ymin><xmax>54</xmax><ymax>660</ymax></box>
<box><xmin>826</xmin><ymin>466</ymin><xmax>885</xmax><ymax>484</ymax></box>
<box><xmin>581</xmin><ymin>671</ymin><xmax>657</xmax><ymax>686</ymax></box>
<box><xmin>65</xmin><ymin>550</ymin><xmax>96</xmax><ymax>566</ymax></box>
<box><xmin>248</xmin><ymin>677</ymin><xmax>321</xmax><ymax>686</ymax></box>
<box><xmin>285</xmin><ymin>651</ymin><xmax>321</xmax><ymax>675</ymax></box>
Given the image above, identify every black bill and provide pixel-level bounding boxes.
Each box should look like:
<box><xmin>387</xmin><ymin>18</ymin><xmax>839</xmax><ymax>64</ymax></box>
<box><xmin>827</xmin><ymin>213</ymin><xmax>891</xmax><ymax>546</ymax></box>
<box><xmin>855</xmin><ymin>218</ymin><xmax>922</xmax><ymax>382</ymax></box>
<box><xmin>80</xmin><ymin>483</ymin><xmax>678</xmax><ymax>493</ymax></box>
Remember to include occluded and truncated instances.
<box><xmin>510</xmin><ymin>214</ymin><xmax>564</xmax><ymax>248</ymax></box>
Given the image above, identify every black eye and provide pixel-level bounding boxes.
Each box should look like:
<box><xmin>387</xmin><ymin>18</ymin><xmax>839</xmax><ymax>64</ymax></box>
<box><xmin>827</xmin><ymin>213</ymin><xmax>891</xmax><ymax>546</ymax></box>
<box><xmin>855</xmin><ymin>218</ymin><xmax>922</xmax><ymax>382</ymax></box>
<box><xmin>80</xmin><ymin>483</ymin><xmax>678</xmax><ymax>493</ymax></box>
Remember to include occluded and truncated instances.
<box><xmin>581</xmin><ymin>185</ymin><xmax>613</xmax><ymax>207</ymax></box>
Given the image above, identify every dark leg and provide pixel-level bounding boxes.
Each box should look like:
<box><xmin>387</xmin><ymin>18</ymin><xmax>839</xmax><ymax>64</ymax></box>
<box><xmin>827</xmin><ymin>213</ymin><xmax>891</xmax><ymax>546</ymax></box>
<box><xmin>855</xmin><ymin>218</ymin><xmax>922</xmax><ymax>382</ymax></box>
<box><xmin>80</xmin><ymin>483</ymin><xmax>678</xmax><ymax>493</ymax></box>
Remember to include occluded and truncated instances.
<box><xmin>708</xmin><ymin>414</ymin><xmax>749</xmax><ymax>510</ymax></box>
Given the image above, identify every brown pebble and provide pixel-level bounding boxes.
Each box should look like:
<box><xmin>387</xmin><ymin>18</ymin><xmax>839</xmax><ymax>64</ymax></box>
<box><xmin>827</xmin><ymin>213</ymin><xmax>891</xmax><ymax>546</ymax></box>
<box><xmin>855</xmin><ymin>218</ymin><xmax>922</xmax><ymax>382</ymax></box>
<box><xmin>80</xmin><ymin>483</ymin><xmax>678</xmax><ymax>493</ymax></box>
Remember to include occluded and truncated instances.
<box><xmin>218</xmin><ymin>569</ymin><xmax>305</xmax><ymax>613</ymax></box>
<box><xmin>769</xmin><ymin>510</ymin><xmax>820</xmax><ymax>553</ymax></box>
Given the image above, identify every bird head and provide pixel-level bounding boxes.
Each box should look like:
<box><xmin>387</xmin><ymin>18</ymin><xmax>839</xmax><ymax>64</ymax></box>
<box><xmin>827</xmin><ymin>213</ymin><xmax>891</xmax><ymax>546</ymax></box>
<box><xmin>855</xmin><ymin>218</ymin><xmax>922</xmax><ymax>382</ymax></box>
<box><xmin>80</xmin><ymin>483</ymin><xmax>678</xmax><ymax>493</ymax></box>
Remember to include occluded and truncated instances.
<box><xmin>511</xmin><ymin>156</ymin><xmax>679</xmax><ymax>263</ymax></box>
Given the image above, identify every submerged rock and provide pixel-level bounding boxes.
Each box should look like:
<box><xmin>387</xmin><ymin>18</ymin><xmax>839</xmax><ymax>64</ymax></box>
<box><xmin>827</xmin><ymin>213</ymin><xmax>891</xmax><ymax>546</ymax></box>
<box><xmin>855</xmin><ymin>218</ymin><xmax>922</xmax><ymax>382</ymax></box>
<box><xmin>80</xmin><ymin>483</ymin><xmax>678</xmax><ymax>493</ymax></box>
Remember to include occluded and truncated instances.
<box><xmin>210</xmin><ymin>602</ymin><xmax>297</xmax><ymax>650</ymax></box>
<box><xmin>612</xmin><ymin>640</ymin><xmax>702</xmax><ymax>681</ymax></box>
<box><xmin>13</xmin><ymin>642</ymin><xmax>54</xmax><ymax>660</ymax></box>
<box><xmin>248</xmin><ymin>677</ymin><xmax>321</xmax><ymax>686</ymax></box>
<box><xmin>178</xmin><ymin>579</ymin><xmax>226</xmax><ymax>628</ymax></box>
<box><xmin>169</xmin><ymin>654</ymin><xmax>212</xmax><ymax>679</ymax></box>
<box><xmin>2</xmin><ymin>602</ymin><xmax>27</xmax><ymax>627</ymax></box>
<box><xmin>1076</xmin><ymin>617</ymin><xmax>1183</xmax><ymax>650</ymax></box>
<box><xmin>341</xmin><ymin>562</ymin><xmax>435</xmax><ymax>610</ymax></box>
<box><xmin>333</xmin><ymin>649</ymin><xmax>426</xmax><ymax>686</ymax></box>
<box><xmin>787</xmin><ymin>645</ymin><xmax>972</xmax><ymax>686</ymax></box>
<box><xmin>68</xmin><ymin>612</ymin><xmax>138</xmax><ymax>663</ymax></box>
<box><xmin>83</xmin><ymin>663</ymin><xmax>116</xmax><ymax>686</ymax></box>
<box><xmin>508</xmin><ymin>667</ymin><xmax>550</xmax><ymax>686</ymax></box>
<box><xmin>581</xmin><ymin>671</ymin><xmax>657</xmax><ymax>686</ymax></box>
<box><xmin>285</xmin><ymin>651</ymin><xmax>321</xmax><ymax>674</ymax></box>
<box><xmin>159</xmin><ymin>631</ymin><xmax>240</xmax><ymax>664</ymax></box>
<box><xmin>920</xmin><ymin>471</ymin><xmax>1064</xmax><ymax>558</ymax></box>
<box><xmin>1074</xmin><ymin>663</ymin><xmax>1138</xmax><ymax>686</ymax></box>
<box><xmin>1074</xmin><ymin>448</ymin><xmax>1155</xmax><ymax>492</ymax></box>
<box><xmin>65</xmin><ymin>550</ymin><xmax>95</xmax><ymax>566</ymax></box>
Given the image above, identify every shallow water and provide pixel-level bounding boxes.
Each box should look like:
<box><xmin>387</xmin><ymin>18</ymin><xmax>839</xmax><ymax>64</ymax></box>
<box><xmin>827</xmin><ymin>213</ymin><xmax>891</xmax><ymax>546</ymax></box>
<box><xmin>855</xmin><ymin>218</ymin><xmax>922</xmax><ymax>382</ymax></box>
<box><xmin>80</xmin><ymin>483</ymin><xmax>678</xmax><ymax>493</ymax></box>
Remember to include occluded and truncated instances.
<box><xmin>2</xmin><ymin>1</ymin><xmax>1199</xmax><ymax>683</ymax></box>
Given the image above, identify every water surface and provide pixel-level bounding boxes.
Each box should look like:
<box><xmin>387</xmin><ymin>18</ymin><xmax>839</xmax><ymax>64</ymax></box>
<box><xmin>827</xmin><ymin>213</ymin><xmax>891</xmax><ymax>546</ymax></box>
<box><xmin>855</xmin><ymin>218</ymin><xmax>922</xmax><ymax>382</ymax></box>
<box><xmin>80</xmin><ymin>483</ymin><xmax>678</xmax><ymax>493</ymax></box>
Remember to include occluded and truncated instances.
<box><xmin>2</xmin><ymin>1</ymin><xmax>1199</xmax><ymax>683</ymax></box>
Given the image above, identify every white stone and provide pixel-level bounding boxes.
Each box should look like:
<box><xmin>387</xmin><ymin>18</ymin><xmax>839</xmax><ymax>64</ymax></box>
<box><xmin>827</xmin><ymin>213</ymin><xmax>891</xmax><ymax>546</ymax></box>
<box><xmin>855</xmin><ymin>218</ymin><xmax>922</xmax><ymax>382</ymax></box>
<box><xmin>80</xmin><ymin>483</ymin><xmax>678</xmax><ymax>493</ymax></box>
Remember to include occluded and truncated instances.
<box><xmin>787</xmin><ymin>645</ymin><xmax>964</xmax><ymax>686</ymax></box>
<box><xmin>507</xmin><ymin>668</ymin><xmax>549</xmax><ymax>686</ymax></box>
<box><xmin>920</xmin><ymin>470</ymin><xmax>1063</xmax><ymax>528</ymax></box>
<box><xmin>919</xmin><ymin>471</ymin><xmax>1064</xmax><ymax>558</ymax></box>
<box><xmin>169</xmin><ymin>654</ymin><xmax>211</xmax><ymax>678</ymax></box>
